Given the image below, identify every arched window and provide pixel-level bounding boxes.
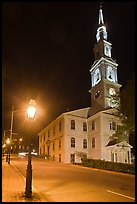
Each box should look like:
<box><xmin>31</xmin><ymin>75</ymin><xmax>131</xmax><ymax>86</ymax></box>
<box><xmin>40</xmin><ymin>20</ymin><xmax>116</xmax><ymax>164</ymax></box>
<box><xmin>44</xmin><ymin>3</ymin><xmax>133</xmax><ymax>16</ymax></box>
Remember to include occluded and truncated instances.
<box><xmin>83</xmin><ymin>139</ymin><xmax>87</xmax><ymax>148</ymax></box>
<box><xmin>71</xmin><ymin>120</ymin><xmax>75</xmax><ymax>130</ymax></box>
<box><xmin>71</xmin><ymin>137</ymin><xmax>75</xmax><ymax>147</ymax></box>
<box><xmin>83</xmin><ymin>122</ymin><xmax>87</xmax><ymax>131</ymax></box>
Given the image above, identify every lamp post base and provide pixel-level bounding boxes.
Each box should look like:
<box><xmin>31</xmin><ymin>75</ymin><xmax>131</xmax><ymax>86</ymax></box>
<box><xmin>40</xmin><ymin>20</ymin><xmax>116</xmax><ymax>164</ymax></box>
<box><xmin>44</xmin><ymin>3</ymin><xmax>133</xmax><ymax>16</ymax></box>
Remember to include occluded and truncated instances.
<box><xmin>25</xmin><ymin>163</ymin><xmax>32</xmax><ymax>198</ymax></box>
<box><xmin>6</xmin><ymin>153</ymin><xmax>8</xmax><ymax>162</ymax></box>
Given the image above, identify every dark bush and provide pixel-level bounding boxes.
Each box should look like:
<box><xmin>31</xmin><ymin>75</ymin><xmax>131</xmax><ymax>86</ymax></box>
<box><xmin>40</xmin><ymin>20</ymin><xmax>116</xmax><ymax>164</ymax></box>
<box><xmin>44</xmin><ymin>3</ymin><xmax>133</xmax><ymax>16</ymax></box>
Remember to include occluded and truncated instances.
<box><xmin>80</xmin><ymin>158</ymin><xmax>135</xmax><ymax>174</ymax></box>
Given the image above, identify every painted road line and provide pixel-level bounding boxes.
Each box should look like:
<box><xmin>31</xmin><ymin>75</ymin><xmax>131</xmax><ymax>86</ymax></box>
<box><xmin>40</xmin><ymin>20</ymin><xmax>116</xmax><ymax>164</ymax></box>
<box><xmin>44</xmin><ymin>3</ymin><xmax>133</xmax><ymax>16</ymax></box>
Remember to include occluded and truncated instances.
<box><xmin>107</xmin><ymin>190</ymin><xmax>135</xmax><ymax>201</ymax></box>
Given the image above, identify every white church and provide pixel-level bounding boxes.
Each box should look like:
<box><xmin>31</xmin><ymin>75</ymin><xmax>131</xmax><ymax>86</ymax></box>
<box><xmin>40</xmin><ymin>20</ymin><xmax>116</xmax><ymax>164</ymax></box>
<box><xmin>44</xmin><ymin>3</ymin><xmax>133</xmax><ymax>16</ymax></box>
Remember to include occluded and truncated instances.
<box><xmin>38</xmin><ymin>6</ymin><xmax>132</xmax><ymax>164</ymax></box>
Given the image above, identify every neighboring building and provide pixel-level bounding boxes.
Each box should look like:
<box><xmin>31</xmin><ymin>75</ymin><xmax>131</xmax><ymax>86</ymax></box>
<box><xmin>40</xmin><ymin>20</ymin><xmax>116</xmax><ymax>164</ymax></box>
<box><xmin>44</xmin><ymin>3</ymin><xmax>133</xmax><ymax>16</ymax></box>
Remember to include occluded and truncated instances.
<box><xmin>38</xmin><ymin>5</ymin><xmax>132</xmax><ymax>164</ymax></box>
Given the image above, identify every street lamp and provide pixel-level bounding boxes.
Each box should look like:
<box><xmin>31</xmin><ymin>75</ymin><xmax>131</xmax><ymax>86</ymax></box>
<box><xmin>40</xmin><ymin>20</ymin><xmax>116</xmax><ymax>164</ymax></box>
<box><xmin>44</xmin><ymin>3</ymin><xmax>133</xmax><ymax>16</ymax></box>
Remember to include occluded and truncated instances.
<box><xmin>25</xmin><ymin>99</ymin><xmax>37</xmax><ymax>198</ymax></box>
<box><xmin>19</xmin><ymin>138</ymin><xmax>23</xmax><ymax>153</ymax></box>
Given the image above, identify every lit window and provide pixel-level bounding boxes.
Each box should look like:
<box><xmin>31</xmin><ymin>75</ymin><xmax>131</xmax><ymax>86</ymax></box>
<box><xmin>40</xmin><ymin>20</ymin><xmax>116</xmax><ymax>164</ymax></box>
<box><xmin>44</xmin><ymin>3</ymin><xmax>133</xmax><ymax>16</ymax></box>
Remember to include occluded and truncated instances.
<box><xmin>83</xmin><ymin>139</ymin><xmax>87</xmax><ymax>148</ymax></box>
<box><xmin>83</xmin><ymin>122</ymin><xmax>87</xmax><ymax>131</ymax></box>
<box><xmin>71</xmin><ymin>137</ymin><xmax>75</xmax><ymax>147</ymax></box>
<box><xmin>71</xmin><ymin>120</ymin><xmax>75</xmax><ymax>130</ymax></box>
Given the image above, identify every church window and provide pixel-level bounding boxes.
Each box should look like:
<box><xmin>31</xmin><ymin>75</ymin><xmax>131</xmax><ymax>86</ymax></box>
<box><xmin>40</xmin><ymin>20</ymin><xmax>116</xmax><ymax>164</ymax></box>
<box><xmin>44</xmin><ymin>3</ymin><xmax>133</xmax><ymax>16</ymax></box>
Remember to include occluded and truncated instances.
<box><xmin>112</xmin><ymin>122</ymin><xmax>116</xmax><ymax>130</ymax></box>
<box><xmin>70</xmin><ymin>154</ymin><xmax>75</xmax><ymax>163</ymax></box>
<box><xmin>105</xmin><ymin>45</ymin><xmax>111</xmax><ymax>57</ymax></box>
<box><xmin>115</xmin><ymin>152</ymin><xmax>117</xmax><ymax>162</ymax></box>
<box><xmin>71</xmin><ymin>120</ymin><xmax>75</xmax><ymax>130</ymax></box>
<box><xmin>59</xmin><ymin>138</ymin><xmax>61</xmax><ymax>149</ymax></box>
<box><xmin>71</xmin><ymin>137</ymin><xmax>75</xmax><ymax>147</ymax></box>
<box><xmin>92</xmin><ymin>120</ymin><xmax>95</xmax><ymax>130</ymax></box>
<box><xmin>92</xmin><ymin>138</ymin><xmax>95</xmax><ymax>148</ymax></box>
<box><xmin>111</xmin><ymin>152</ymin><xmax>114</xmax><ymax>162</ymax></box>
<box><xmin>109</xmin><ymin>72</ymin><xmax>112</xmax><ymax>79</ymax></box>
<box><xmin>110</xmin><ymin>122</ymin><xmax>112</xmax><ymax>129</ymax></box>
<box><xmin>59</xmin><ymin>154</ymin><xmax>61</xmax><ymax>162</ymax></box>
<box><xmin>127</xmin><ymin>151</ymin><xmax>130</xmax><ymax>163</ymax></box>
<box><xmin>83</xmin><ymin>139</ymin><xmax>87</xmax><ymax>148</ymax></box>
<box><xmin>110</xmin><ymin>122</ymin><xmax>116</xmax><ymax>130</ymax></box>
<box><xmin>83</xmin><ymin>122</ymin><xmax>87</xmax><ymax>131</ymax></box>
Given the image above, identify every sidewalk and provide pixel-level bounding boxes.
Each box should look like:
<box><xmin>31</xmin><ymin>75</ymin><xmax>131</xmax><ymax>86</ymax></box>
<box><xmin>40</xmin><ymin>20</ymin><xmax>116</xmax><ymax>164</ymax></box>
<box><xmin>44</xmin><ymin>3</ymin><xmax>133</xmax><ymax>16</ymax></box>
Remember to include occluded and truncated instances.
<box><xmin>2</xmin><ymin>156</ymin><xmax>46</xmax><ymax>202</ymax></box>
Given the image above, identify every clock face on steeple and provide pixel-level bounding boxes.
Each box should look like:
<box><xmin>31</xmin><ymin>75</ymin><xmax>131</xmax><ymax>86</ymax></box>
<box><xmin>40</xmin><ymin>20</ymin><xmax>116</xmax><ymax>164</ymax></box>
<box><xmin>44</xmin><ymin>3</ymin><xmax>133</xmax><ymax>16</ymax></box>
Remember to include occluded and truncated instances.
<box><xmin>109</xmin><ymin>87</ymin><xmax>116</xmax><ymax>95</ymax></box>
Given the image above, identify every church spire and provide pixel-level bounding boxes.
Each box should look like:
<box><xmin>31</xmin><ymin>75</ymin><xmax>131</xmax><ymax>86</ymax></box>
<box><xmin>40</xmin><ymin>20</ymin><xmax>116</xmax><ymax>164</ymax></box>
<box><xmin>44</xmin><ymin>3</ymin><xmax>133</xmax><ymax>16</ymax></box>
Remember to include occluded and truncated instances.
<box><xmin>96</xmin><ymin>3</ymin><xmax>108</xmax><ymax>42</ymax></box>
<box><xmin>99</xmin><ymin>4</ymin><xmax>104</xmax><ymax>25</ymax></box>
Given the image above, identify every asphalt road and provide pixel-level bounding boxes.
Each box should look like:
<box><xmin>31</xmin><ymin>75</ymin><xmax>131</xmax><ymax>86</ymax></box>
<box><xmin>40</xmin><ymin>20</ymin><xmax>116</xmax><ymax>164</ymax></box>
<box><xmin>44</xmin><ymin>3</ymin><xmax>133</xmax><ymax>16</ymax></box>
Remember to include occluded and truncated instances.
<box><xmin>11</xmin><ymin>154</ymin><xmax>135</xmax><ymax>202</ymax></box>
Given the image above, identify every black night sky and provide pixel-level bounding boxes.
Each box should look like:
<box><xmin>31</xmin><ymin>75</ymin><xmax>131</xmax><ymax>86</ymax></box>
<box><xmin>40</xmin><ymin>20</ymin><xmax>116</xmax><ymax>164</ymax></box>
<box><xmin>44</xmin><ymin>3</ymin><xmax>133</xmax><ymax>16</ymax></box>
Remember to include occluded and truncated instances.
<box><xmin>2</xmin><ymin>2</ymin><xmax>135</xmax><ymax>144</ymax></box>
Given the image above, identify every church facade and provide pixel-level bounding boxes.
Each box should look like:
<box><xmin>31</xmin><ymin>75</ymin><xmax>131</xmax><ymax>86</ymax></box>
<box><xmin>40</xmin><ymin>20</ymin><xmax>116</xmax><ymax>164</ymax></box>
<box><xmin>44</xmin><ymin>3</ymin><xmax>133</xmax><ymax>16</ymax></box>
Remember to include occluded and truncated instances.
<box><xmin>38</xmin><ymin>6</ymin><xmax>132</xmax><ymax>164</ymax></box>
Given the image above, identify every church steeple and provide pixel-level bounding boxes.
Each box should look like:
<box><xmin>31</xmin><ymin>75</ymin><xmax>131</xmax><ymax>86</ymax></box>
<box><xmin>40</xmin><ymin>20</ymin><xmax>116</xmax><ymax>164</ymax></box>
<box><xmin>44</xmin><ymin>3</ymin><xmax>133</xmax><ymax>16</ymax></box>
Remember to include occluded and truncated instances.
<box><xmin>99</xmin><ymin>4</ymin><xmax>104</xmax><ymax>25</ymax></box>
<box><xmin>88</xmin><ymin>4</ymin><xmax>122</xmax><ymax>116</ymax></box>
<box><xmin>96</xmin><ymin>4</ymin><xmax>108</xmax><ymax>42</ymax></box>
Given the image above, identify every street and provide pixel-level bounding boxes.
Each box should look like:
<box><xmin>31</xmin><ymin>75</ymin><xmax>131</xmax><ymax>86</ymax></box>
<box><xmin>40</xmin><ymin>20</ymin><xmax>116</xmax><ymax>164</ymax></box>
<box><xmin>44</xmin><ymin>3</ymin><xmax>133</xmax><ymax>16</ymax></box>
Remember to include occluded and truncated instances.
<box><xmin>8</xmin><ymin>154</ymin><xmax>135</xmax><ymax>202</ymax></box>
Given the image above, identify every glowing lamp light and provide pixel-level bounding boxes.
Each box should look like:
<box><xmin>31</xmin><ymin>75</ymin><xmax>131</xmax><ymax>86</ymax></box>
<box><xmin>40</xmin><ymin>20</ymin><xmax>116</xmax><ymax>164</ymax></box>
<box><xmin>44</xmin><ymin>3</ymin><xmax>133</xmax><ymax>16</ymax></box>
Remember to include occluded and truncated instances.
<box><xmin>6</xmin><ymin>138</ymin><xmax>10</xmax><ymax>145</ymax></box>
<box><xmin>26</xmin><ymin>99</ymin><xmax>37</xmax><ymax>120</ymax></box>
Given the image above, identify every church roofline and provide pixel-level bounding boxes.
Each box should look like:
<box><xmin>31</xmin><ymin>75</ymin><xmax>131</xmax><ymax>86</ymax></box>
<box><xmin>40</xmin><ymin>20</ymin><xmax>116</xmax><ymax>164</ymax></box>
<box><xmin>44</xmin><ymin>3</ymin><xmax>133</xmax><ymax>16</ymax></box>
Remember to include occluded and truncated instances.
<box><xmin>103</xmin><ymin>39</ymin><xmax>112</xmax><ymax>46</ymax></box>
<box><xmin>90</xmin><ymin>57</ymin><xmax>118</xmax><ymax>72</ymax></box>
<box><xmin>38</xmin><ymin>107</ymin><xmax>90</xmax><ymax>135</ymax></box>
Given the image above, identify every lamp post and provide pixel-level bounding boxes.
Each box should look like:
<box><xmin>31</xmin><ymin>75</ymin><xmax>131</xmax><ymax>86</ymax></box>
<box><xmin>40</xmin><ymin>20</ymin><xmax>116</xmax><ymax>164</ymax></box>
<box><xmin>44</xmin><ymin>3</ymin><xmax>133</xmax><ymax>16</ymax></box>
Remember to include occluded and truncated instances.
<box><xmin>19</xmin><ymin>138</ymin><xmax>23</xmax><ymax>153</ymax></box>
<box><xmin>2</xmin><ymin>144</ymin><xmax>6</xmax><ymax>157</ymax></box>
<box><xmin>25</xmin><ymin>99</ymin><xmax>37</xmax><ymax>198</ymax></box>
<box><xmin>47</xmin><ymin>139</ymin><xmax>50</xmax><ymax>159</ymax></box>
<box><xmin>9</xmin><ymin>106</ymin><xmax>14</xmax><ymax>163</ymax></box>
<box><xmin>6</xmin><ymin>138</ymin><xmax>10</xmax><ymax>163</ymax></box>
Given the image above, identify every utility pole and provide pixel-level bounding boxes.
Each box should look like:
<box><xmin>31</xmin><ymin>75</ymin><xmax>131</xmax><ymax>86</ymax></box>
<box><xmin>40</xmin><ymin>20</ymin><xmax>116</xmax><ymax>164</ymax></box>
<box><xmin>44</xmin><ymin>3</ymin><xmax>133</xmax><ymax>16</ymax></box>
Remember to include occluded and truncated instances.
<box><xmin>10</xmin><ymin>105</ymin><xmax>14</xmax><ymax>142</ymax></box>
<box><xmin>8</xmin><ymin>105</ymin><xmax>14</xmax><ymax>164</ymax></box>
